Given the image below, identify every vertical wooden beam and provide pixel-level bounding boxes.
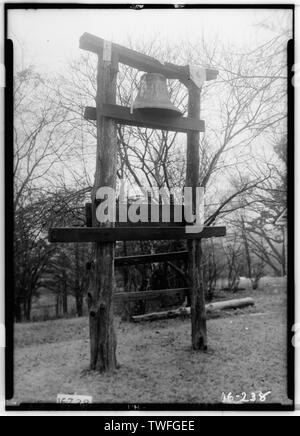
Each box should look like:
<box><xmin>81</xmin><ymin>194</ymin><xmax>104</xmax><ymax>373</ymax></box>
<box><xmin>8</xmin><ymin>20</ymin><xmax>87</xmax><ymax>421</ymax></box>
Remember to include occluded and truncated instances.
<box><xmin>186</xmin><ymin>84</ymin><xmax>207</xmax><ymax>351</ymax></box>
<box><xmin>87</xmin><ymin>49</ymin><xmax>119</xmax><ymax>372</ymax></box>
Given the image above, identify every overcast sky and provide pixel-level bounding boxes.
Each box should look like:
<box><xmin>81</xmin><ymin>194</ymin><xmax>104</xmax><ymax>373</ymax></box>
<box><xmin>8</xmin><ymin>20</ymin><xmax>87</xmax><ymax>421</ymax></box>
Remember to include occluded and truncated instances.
<box><xmin>7</xmin><ymin>6</ymin><xmax>293</xmax><ymax>198</ymax></box>
<box><xmin>7</xmin><ymin>7</ymin><xmax>292</xmax><ymax>73</ymax></box>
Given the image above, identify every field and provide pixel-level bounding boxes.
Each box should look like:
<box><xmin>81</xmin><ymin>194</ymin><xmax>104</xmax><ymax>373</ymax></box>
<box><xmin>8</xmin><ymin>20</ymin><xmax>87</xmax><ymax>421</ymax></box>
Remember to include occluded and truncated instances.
<box><xmin>11</xmin><ymin>277</ymin><xmax>292</xmax><ymax>406</ymax></box>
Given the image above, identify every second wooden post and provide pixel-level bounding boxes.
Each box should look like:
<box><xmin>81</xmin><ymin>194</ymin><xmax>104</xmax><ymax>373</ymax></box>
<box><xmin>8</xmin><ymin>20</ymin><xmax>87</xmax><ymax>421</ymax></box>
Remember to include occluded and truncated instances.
<box><xmin>186</xmin><ymin>83</ymin><xmax>208</xmax><ymax>351</ymax></box>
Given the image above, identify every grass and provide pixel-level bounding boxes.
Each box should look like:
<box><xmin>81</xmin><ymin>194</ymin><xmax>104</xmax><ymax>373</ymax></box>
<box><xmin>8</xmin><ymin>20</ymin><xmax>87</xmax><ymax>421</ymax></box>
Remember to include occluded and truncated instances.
<box><xmin>11</xmin><ymin>278</ymin><xmax>292</xmax><ymax>406</ymax></box>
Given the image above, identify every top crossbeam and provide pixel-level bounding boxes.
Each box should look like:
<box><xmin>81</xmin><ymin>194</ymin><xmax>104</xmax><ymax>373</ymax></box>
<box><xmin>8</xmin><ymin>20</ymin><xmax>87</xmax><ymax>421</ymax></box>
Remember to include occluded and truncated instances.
<box><xmin>80</xmin><ymin>32</ymin><xmax>218</xmax><ymax>85</ymax></box>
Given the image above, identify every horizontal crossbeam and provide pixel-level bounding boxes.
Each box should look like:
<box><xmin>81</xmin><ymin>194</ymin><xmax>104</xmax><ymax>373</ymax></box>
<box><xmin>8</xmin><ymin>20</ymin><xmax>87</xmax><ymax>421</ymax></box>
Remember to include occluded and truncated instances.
<box><xmin>80</xmin><ymin>32</ymin><xmax>218</xmax><ymax>84</ymax></box>
<box><xmin>115</xmin><ymin>251</ymin><xmax>189</xmax><ymax>267</ymax></box>
<box><xmin>114</xmin><ymin>287</ymin><xmax>190</xmax><ymax>302</ymax></box>
<box><xmin>84</xmin><ymin>104</ymin><xmax>205</xmax><ymax>133</ymax></box>
<box><xmin>48</xmin><ymin>226</ymin><xmax>226</xmax><ymax>243</ymax></box>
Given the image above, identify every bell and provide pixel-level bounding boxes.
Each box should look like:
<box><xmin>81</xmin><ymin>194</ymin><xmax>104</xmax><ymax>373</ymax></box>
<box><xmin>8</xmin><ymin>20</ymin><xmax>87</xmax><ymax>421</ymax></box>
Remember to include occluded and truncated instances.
<box><xmin>133</xmin><ymin>73</ymin><xmax>182</xmax><ymax>117</ymax></box>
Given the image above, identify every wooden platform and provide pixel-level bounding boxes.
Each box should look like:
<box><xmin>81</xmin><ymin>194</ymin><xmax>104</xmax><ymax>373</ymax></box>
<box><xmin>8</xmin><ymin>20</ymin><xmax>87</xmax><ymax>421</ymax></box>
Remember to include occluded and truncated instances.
<box><xmin>48</xmin><ymin>226</ymin><xmax>226</xmax><ymax>243</ymax></box>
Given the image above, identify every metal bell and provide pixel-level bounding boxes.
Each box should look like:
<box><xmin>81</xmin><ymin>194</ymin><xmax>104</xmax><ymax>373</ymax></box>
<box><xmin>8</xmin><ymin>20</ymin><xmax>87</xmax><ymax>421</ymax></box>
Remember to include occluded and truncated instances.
<box><xmin>133</xmin><ymin>73</ymin><xmax>182</xmax><ymax>117</ymax></box>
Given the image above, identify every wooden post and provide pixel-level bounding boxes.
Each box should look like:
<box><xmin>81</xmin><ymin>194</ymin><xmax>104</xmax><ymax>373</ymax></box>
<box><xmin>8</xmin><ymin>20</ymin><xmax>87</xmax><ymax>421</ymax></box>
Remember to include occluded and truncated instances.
<box><xmin>87</xmin><ymin>49</ymin><xmax>119</xmax><ymax>372</ymax></box>
<box><xmin>186</xmin><ymin>83</ymin><xmax>207</xmax><ymax>351</ymax></box>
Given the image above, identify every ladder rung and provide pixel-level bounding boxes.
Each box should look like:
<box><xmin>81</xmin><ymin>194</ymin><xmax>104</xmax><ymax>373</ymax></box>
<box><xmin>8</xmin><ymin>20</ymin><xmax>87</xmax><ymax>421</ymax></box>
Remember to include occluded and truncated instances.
<box><xmin>114</xmin><ymin>288</ymin><xmax>190</xmax><ymax>302</ymax></box>
<box><xmin>115</xmin><ymin>251</ymin><xmax>188</xmax><ymax>266</ymax></box>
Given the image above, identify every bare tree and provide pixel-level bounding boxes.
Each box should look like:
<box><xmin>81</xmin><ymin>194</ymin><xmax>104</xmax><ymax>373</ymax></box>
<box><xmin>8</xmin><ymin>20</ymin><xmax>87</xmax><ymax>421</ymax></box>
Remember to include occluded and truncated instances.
<box><xmin>14</xmin><ymin>25</ymin><xmax>289</xmax><ymax>324</ymax></box>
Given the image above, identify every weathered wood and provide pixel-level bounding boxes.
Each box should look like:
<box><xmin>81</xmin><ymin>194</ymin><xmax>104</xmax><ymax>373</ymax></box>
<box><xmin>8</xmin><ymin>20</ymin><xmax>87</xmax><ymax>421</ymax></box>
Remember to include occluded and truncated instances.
<box><xmin>132</xmin><ymin>297</ymin><xmax>255</xmax><ymax>322</ymax></box>
<box><xmin>114</xmin><ymin>287</ymin><xmax>190</xmax><ymax>302</ymax></box>
<box><xmin>115</xmin><ymin>251</ymin><xmax>189</xmax><ymax>267</ymax></box>
<box><xmin>80</xmin><ymin>33</ymin><xmax>218</xmax><ymax>84</ymax></box>
<box><xmin>48</xmin><ymin>226</ymin><xmax>226</xmax><ymax>242</ymax></box>
<box><xmin>186</xmin><ymin>83</ymin><xmax>207</xmax><ymax>351</ymax></box>
<box><xmin>87</xmin><ymin>52</ymin><xmax>118</xmax><ymax>373</ymax></box>
<box><xmin>84</xmin><ymin>104</ymin><xmax>205</xmax><ymax>133</ymax></box>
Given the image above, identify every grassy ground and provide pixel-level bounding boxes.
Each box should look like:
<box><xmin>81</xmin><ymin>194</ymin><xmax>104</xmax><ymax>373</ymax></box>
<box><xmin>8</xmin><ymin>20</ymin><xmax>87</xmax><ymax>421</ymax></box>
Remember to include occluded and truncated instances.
<box><xmin>12</xmin><ymin>279</ymin><xmax>292</xmax><ymax>406</ymax></box>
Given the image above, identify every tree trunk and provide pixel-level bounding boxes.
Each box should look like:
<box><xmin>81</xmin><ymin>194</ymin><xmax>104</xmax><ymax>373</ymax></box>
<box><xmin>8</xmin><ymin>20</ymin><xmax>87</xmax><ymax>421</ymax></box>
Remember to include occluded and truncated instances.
<box><xmin>62</xmin><ymin>271</ymin><xmax>68</xmax><ymax>316</ymax></box>
<box><xmin>241</xmin><ymin>216</ymin><xmax>252</xmax><ymax>278</ymax></box>
<box><xmin>76</xmin><ymin>294</ymin><xmax>83</xmax><ymax>317</ymax></box>
<box><xmin>186</xmin><ymin>83</ymin><xmax>207</xmax><ymax>351</ymax></box>
<box><xmin>15</xmin><ymin>296</ymin><xmax>22</xmax><ymax>322</ymax></box>
<box><xmin>123</xmin><ymin>241</ymin><xmax>129</xmax><ymax>290</ymax></box>
<box><xmin>74</xmin><ymin>243</ymin><xmax>84</xmax><ymax>317</ymax></box>
<box><xmin>121</xmin><ymin>241</ymin><xmax>131</xmax><ymax>321</ymax></box>
<box><xmin>24</xmin><ymin>295</ymin><xmax>32</xmax><ymax>321</ymax></box>
<box><xmin>88</xmin><ymin>52</ymin><xmax>118</xmax><ymax>372</ymax></box>
<box><xmin>56</xmin><ymin>293</ymin><xmax>62</xmax><ymax>318</ymax></box>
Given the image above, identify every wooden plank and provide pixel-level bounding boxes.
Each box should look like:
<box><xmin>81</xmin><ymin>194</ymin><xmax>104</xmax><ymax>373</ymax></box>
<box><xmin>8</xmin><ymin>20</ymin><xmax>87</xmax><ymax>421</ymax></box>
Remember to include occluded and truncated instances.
<box><xmin>164</xmin><ymin>62</ymin><xmax>218</xmax><ymax>82</ymax></box>
<box><xmin>85</xmin><ymin>107</ymin><xmax>97</xmax><ymax>122</ymax></box>
<box><xmin>115</xmin><ymin>251</ymin><xmax>188</xmax><ymax>267</ymax></box>
<box><xmin>48</xmin><ymin>226</ymin><xmax>226</xmax><ymax>243</ymax></box>
<box><xmin>114</xmin><ymin>287</ymin><xmax>190</xmax><ymax>302</ymax></box>
<box><xmin>80</xmin><ymin>33</ymin><xmax>218</xmax><ymax>83</ymax></box>
<box><xmin>84</xmin><ymin>104</ymin><xmax>205</xmax><ymax>133</ymax></box>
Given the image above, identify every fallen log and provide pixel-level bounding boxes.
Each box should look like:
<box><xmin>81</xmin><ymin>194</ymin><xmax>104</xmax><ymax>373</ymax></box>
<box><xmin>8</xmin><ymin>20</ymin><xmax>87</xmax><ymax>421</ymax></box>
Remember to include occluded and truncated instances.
<box><xmin>131</xmin><ymin>297</ymin><xmax>255</xmax><ymax>323</ymax></box>
<box><xmin>205</xmin><ymin>297</ymin><xmax>255</xmax><ymax>313</ymax></box>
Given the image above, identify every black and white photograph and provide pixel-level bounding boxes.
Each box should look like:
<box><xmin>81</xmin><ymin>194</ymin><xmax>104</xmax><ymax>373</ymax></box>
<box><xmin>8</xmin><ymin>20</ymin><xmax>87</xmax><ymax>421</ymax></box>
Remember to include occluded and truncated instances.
<box><xmin>3</xmin><ymin>3</ymin><xmax>295</xmax><ymax>413</ymax></box>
